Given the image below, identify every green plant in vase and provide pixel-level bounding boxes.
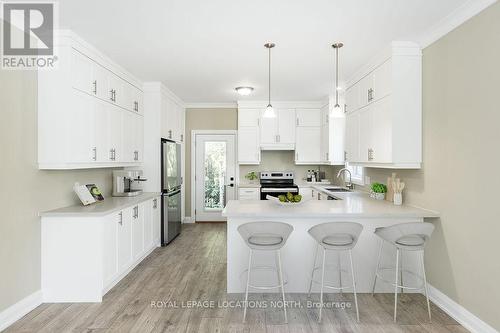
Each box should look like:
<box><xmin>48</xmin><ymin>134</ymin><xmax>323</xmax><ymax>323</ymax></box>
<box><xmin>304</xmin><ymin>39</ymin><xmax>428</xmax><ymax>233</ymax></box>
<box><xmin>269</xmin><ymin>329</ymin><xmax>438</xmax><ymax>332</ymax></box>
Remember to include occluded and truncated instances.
<box><xmin>245</xmin><ymin>171</ymin><xmax>259</xmax><ymax>184</ymax></box>
<box><xmin>370</xmin><ymin>182</ymin><xmax>387</xmax><ymax>200</ymax></box>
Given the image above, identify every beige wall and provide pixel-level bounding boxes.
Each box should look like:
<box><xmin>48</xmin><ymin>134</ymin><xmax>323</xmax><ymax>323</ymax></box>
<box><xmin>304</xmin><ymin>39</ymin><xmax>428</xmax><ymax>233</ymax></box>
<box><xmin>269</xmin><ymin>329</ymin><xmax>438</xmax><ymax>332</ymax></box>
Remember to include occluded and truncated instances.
<box><xmin>357</xmin><ymin>3</ymin><xmax>500</xmax><ymax>329</ymax></box>
<box><xmin>184</xmin><ymin>108</ymin><xmax>238</xmax><ymax>216</ymax></box>
<box><xmin>0</xmin><ymin>70</ymin><xmax>115</xmax><ymax>312</ymax></box>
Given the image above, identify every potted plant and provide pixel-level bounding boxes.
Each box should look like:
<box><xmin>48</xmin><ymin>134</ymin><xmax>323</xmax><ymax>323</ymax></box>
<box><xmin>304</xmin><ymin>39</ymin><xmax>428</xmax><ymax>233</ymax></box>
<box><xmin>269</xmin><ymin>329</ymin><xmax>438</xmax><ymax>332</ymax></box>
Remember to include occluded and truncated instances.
<box><xmin>370</xmin><ymin>183</ymin><xmax>387</xmax><ymax>200</ymax></box>
<box><xmin>245</xmin><ymin>171</ymin><xmax>259</xmax><ymax>185</ymax></box>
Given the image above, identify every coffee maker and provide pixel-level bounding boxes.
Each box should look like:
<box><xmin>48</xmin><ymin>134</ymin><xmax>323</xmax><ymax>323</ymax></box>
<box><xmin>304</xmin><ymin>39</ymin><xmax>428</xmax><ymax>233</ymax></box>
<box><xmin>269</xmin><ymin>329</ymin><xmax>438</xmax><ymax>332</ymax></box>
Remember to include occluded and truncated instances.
<box><xmin>112</xmin><ymin>170</ymin><xmax>147</xmax><ymax>197</ymax></box>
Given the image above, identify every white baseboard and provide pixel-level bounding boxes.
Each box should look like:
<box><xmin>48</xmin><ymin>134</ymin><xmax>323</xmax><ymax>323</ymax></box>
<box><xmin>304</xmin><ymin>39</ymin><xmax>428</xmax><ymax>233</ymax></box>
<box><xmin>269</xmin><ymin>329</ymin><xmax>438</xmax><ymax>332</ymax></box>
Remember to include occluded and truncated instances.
<box><xmin>427</xmin><ymin>284</ymin><xmax>498</xmax><ymax>333</ymax></box>
<box><xmin>183</xmin><ymin>216</ymin><xmax>195</xmax><ymax>224</ymax></box>
<box><xmin>0</xmin><ymin>290</ymin><xmax>43</xmax><ymax>332</ymax></box>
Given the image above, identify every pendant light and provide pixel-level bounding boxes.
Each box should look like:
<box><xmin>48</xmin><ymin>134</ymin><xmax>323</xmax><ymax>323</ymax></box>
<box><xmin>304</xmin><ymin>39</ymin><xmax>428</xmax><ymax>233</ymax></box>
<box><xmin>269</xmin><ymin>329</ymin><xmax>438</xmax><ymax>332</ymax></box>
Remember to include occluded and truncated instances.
<box><xmin>332</xmin><ymin>42</ymin><xmax>344</xmax><ymax>112</ymax></box>
<box><xmin>263</xmin><ymin>42</ymin><xmax>276</xmax><ymax>118</ymax></box>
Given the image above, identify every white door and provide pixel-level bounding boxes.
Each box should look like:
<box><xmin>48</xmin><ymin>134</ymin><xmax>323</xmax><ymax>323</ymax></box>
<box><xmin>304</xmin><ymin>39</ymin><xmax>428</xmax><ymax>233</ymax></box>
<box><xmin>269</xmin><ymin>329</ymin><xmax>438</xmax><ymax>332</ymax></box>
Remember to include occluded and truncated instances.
<box><xmin>195</xmin><ymin>134</ymin><xmax>236</xmax><ymax>222</ymax></box>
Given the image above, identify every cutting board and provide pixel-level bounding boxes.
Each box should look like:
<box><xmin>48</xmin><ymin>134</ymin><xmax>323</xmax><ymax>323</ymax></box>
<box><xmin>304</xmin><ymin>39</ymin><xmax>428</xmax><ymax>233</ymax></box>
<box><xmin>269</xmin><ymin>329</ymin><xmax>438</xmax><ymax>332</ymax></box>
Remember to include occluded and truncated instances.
<box><xmin>386</xmin><ymin>173</ymin><xmax>397</xmax><ymax>202</ymax></box>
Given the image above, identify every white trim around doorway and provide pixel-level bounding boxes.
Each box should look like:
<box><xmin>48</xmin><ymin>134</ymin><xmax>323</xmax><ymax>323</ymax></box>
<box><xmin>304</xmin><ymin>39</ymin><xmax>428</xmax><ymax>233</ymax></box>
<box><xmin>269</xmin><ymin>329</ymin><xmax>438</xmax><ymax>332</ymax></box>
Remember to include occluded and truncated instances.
<box><xmin>190</xmin><ymin>130</ymin><xmax>238</xmax><ymax>222</ymax></box>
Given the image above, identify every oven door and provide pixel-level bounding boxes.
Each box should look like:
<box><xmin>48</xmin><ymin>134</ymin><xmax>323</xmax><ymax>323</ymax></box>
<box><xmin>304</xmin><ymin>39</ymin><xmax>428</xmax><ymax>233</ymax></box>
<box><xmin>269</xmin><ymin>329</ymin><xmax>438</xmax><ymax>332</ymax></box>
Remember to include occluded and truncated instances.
<box><xmin>260</xmin><ymin>187</ymin><xmax>299</xmax><ymax>200</ymax></box>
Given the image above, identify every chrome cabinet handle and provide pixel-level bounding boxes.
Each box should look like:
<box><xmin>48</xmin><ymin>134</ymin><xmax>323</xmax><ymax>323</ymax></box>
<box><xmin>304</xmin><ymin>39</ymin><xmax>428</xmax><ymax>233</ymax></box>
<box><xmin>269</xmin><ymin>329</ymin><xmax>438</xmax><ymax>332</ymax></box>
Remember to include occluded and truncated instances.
<box><xmin>168</xmin><ymin>130</ymin><xmax>172</xmax><ymax>139</ymax></box>
<box><xmin>326</xmin><ymin>152</ymin><xmax>329</xmax><ymax>161</ymax></box>
<box><xmin>92</xmin><ymin>80</ymin><xmax>97</xmax><ymax>95</ymax></box>
<box><xmin>344</xmin><ymin>104</ymin><xmax>347</xmax><ymax>113</ymax></box>
<box><xmin>153</xmin><ymin>198</ymin><xmax>157</xmax><ymax>209</ymax></box>
<box><xmin>296</xmin><ymin>118</ymin><xmax>299</xmax><ymax>126</ymax></box>
<box><xmin>110</xmin><ymin>89</ymin><xmax>114</xmax><ymax>101</ymax></box>
<box><xmin>180</xmin><ymin>134</ymin><xmax>183</xmax><ymax>142</ymax></box>
<box><xmin>344</xmin><ymin>151</ymin><xmax>347</xmax><ymax>161</ymax></box>
<box><xmin>92</xmin><ymin>147</ymin><xmax>97</xmax><ymax>161</ymax></box>
<box><xmin>118</xmin><ymin>211</ymin><xmax>123</xmax><ymax>225</ymax></box>
<box><xmin>109</xmin><ymin>148</ymin><xmax>114</xmax><ymax>161</ymax></box>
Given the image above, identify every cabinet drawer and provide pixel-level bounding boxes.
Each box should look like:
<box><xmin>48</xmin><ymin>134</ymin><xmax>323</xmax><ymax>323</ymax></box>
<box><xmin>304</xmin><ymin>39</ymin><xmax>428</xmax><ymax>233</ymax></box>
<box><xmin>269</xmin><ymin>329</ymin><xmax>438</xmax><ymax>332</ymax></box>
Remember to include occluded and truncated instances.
<box><xmin>238</xmin><ymin>188</ymin><xmax>260</xmax><ymax>200</ymax></box>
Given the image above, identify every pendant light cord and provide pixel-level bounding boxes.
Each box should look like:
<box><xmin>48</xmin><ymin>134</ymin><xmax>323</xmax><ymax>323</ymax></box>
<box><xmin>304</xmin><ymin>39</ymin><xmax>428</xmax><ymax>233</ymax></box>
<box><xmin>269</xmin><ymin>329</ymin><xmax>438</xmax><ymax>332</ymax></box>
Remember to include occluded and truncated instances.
<box><xmin>335</xmin><ymin>46</ymin><xmax>339</xmax><ymax>106</ymax></box>
<box><xmin>268</xmin><ymin>46</ymin><xmax>271</xmax><ymax>106</ymax></box>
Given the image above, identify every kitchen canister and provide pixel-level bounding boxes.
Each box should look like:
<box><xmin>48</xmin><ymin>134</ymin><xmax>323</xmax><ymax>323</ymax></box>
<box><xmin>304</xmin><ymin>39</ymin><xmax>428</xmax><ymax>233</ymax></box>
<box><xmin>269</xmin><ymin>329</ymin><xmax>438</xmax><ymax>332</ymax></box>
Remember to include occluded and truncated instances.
<box><xmin>393</xmin><ymin>192</ymin><xmax>403</xmax><ymax>205</ymax></box>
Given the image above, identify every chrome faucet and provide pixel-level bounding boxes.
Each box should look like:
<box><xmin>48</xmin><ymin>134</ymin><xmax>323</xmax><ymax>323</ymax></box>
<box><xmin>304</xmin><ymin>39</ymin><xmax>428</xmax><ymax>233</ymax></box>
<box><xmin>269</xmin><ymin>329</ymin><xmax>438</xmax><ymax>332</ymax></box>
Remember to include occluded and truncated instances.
<box><xmin>337</xmin><ymin>168</ymin><xmax>354</xmax><ymax>190</ymax></box>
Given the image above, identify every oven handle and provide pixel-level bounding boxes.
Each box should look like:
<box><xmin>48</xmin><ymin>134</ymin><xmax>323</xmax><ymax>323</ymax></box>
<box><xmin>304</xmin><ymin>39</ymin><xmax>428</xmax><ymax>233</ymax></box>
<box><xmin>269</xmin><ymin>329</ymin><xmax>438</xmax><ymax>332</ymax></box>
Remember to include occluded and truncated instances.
<box><xmin>261</xmin><ymin>188</ymin><xmax>299</xmax><ymax>193</ymax></box>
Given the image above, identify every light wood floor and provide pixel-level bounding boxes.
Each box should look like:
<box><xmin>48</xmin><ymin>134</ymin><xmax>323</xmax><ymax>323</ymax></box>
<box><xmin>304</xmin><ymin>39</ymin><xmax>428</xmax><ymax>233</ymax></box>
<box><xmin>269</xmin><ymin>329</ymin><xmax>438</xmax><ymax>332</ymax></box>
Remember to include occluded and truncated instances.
<box><xmin>5</xmin><ymin>223</ymin><xmax>468</xmax><ymax>333</ymax></box>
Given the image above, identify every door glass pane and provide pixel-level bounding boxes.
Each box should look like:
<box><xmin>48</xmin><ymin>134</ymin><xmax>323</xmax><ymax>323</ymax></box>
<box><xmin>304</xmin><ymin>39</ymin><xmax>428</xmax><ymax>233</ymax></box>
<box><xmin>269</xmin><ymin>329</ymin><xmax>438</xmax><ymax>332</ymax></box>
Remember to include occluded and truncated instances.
<box><xmin>204</xmin><ymin>141</ymin><xmax>227</xmax><ymax>211</ymax></box>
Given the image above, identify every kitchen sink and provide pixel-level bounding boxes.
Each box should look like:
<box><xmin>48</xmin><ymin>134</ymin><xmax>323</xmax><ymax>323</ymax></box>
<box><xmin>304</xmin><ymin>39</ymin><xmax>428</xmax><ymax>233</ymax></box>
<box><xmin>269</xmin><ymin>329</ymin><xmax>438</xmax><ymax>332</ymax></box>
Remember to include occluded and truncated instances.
<box><xmin>325</xmin><ymin>187</ymin><xmax>352</xmax><ymax>192</ymax></box>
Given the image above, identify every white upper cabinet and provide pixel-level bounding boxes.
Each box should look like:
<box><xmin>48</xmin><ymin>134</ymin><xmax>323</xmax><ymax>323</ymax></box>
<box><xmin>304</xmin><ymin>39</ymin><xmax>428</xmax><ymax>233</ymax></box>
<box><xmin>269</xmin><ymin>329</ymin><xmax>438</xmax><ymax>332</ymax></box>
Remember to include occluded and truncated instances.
<box><xmin>238</xmin><ymin>108</ymin><xmax>260</xmax><ymax>164</ymax></box>
<box><xmin>296</xmin><ymin>109</ymin><xmax>321</xmax><ymax>127</ymax></box>
<box><xmin>260</xmin><ymin>108</ymin><xmax>296</xmax><ymax>150</ymax></box>
<box><xmin>38</xmin><ymin>31</ymin><xmax>144</xmax><ymax>169</ymax></box>
<box><xmin>344</xmin><ymin>42</ymin><xmax>422</xmax><ymax>169</ymax></box>
<box><xmin>161</xmin><ymin>93</ymin><xmax>185</xmax><ymax>143</ymax></box>
<box><xmin>320</xmin><ymin>103</ymin><xmax>346</xmax><ymax>165</ymax></box>
<box><xmin>295</xmin><ymin>127</ymin><xmax>321</xmax><ymax>164</ymax></box>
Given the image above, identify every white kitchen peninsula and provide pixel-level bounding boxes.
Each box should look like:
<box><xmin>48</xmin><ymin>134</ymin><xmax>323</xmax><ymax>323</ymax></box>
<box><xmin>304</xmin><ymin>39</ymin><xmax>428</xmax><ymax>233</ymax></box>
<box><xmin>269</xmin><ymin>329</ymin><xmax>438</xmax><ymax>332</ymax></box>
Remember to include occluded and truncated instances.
<box><xmin>222</xmin><ymin>191</ymin><xmax>438</xmax><ymax>294</ymax></box>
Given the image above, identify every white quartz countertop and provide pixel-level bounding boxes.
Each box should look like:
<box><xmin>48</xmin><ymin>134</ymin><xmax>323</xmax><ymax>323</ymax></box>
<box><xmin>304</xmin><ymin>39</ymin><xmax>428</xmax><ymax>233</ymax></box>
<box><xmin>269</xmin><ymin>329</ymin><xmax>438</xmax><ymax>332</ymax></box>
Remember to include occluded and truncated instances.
<box><xmin>222</xmin><ymin>191</ymin><xmax>438</xmax><ymax>219</ymax></box>
<box><xmin>40</xmin><ymin>192</ymin><xmax>161</xmax><ymax>218</ymax></box>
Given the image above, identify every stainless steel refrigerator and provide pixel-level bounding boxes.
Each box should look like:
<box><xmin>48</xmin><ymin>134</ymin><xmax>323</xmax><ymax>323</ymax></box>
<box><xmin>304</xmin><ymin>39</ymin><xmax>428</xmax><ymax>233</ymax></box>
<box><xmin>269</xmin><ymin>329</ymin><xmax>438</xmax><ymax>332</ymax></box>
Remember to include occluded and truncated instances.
<box><xmin>161</xmin><ymin>138</ymin><xmax>182</xmax><ymax>245</ymax></box>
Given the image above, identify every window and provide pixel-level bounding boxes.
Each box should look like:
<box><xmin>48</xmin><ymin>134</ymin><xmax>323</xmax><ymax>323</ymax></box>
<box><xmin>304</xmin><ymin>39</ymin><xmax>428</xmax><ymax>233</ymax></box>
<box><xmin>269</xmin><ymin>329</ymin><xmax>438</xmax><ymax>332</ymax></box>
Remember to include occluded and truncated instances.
<box><xmin>345</xmin><ymin>163</ymin><xmax>364</xmax><ymax>186</ymax></box>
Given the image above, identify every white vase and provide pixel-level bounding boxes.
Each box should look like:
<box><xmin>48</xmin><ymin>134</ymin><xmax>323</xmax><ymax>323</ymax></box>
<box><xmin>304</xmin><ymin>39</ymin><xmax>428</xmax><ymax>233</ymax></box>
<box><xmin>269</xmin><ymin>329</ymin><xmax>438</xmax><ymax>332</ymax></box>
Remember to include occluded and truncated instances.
<box><xmin>394</xmin><ymin>193</ymin><xmax>403</xmax><ymax>205</ymax></box>
<box><xmin>374</xmin><ymin>192</ymin><xmax>385</xmax><ymax>200</ymax></box>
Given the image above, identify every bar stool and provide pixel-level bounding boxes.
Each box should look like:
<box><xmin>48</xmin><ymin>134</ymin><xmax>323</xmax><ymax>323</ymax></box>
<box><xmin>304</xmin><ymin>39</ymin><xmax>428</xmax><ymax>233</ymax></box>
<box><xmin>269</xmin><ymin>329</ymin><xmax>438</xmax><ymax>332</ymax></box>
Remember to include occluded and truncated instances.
<box><xmin>238</xmin><ymin>221</ymin><xmax>294</xmax><ymax>323</ymax></box>
<box><xmin>371</xmin><ymin>222</ymin><xmax>435</xmax><ymax>322</ymax></box>
<box><xmin>307</xmin><ymin>222</ymin><xmax>363</xmax><ymax>322</ymax></box>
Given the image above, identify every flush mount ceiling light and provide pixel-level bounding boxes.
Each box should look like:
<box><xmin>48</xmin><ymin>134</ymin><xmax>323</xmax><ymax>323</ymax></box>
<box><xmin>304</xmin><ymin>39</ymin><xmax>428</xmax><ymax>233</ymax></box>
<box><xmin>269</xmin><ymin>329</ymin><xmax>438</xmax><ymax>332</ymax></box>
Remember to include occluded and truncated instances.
<box><xmin>235</xmin><ymin>86</ymin><xmax>254</xmax><ymax>96</ymax></box>
<box><xmin>263</xmin><ymin>42</ymin><xmax>276</xmax><ymax>118</ymax></box>
<box><xmin>332</xmin><ymin>42</ymin><xmax>344</xmax><ymax>112</ymax></box>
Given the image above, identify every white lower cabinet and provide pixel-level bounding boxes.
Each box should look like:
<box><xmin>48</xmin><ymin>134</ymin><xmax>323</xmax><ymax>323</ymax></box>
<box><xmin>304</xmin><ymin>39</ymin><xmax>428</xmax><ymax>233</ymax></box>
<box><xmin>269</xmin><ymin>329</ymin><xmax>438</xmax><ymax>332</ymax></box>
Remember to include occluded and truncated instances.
<box><xmin>41</xmin><ymin>195</ymin><xmax>161</xmax><ymax>302</ymax></box>
<box><xmin>299</xmin><ymin>187</ymin><xmax>314</xmax><ymax>200</ymax></box>
<box><xmin>238</xmin><ymin>187</ymin><xmax>260</xmax><ymax>200</ymax></box>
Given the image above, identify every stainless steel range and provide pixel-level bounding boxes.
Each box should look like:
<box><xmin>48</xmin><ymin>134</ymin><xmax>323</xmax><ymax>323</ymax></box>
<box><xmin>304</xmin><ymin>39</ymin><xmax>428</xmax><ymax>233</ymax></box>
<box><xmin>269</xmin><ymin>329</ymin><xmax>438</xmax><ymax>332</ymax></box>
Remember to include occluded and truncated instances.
<box><xmin>259</xmin><ymin>171</ymin><xmax>299</xmax><ymax>200</ymax></box>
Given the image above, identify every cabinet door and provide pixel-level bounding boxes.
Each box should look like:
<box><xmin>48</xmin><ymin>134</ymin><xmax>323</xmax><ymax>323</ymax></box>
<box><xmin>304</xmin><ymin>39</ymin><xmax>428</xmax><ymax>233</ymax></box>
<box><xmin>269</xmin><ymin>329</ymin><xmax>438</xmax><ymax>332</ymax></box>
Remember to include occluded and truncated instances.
<box><xmin>299</xmin><ymin>187</ymin><xmax>313</xmax><ymax>199</ymax></box>
<box><xmin>238</xmin><ymin>109</ymin><xmax>260</xmax><ymax>127</ymax></box>
<box><xmin>143</xmin><ymin>199</ymin><xmax>153</xmax><ymax>251</ymax></box>
<box><xmin>122</xmin><ymin>111</ymin><xmax>136</xmax><ymax>163</ymax></box>
<box><xmin>345</xmin><ymin>84</ymin><xmax>359</xmax><ymax>114</ymax></box>
<box><xmin>108</xmin><ymin>74</ymin><xmax>125</xmax><ymax>106</ymax></box>
<box><xmin>296</xmin><ymin>109</ymin><xmax>321</xmax><ymax>127</ymax></box>
<box><xmin>71</xmin><ymin>49</ymin><xmax>94</xmax><ymax>95</ymax></box>
<box><xmin>165</xmin><ymin>98</ymin><xmax>177</xmax><ymax>140</ymax></box>
<box><xmin>238</xmin><ymin>188</ymin><xmax>259</xmax><ymax>200</ymax></box>
<box><xmin>358</xmin><ymin>74</ymin><xmax>374</xmax><ymax>108</ymax></box>
<box><xmin>152</xmin><ymin>197</ymin><xmax>161</xmax><ymax>245</ymax></box>
<box><xmin>117</xmin><ymin>208</ymin><xmax>132</xmax><ymax>272</ymax></box>
<box><xmin>93</xmin><ymin>63</ymin><xmax>110</xmax><ymax>101</ymax></box>
<box><xmin>94</xmin><ymin>100</ymin><xmax>111</xmax><ymax>162</ymax></box>
<box><xmin>295</xmin><ymin>127</ymin><xmax>321</xmax><ymax>163</ymax></box>
<box><xmin>277</xmin><ymin>109</ymin><xmax>296</xmax><ymax>144</ymax></box>
<box><xmin>358</xmin><ymin>106</ymin><xmax>372</xmax><ymax>163</ymax></box>
<box><xmin>135</xmin><ymin>116</ymin><xmax>144</xmax><ymax>162</ymax></box>
<box><xmin>103</xmin><ymin>212</ymin><xmax>118</xmax><ymax>286</ymax></box>
<box><xmin>69</xmin><ymin>90</ymin><xmax>96</xmax><ymax>163</ymax></box>
<box><xmin>107</xmin><ymin>105</ymin><xmax>123</xmax><ymax>162</ymax></box>
<box><xmin>371</xmin><ymin>97</ymin><xmax>393</xmax><ymax>163</ymax></box>
<box><xmin>259</xmin><ymin>113</ymin><xmax>278</xmax><ymax>144</ymax></box>
<box><xmin>372</xmin><ymin>59</ymin><xmax>392</xmax><ymax>102</ymax></box>
<box><xmin>238</xmin><ymin>127</ymin><xmax>260</xmax><ymax>164</ymax></box>
<box><xmin>132</xmin><ymin>204</ymin><xmax>144</xmax><ymax>261</ymax></box>
<box><xmin>345</xmin><ymin>111</ymin><xmax>360</xmax><ymax>162</ymax></box>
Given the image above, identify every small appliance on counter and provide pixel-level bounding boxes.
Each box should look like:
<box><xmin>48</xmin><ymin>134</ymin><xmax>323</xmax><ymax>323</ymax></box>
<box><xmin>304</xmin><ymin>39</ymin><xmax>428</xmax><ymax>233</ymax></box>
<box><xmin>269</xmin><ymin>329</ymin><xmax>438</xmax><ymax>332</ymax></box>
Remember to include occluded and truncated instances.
<box><xmin>112</xmin><ymin>170</ymin><xmax>147</xmax><ymax>197</ymax></box>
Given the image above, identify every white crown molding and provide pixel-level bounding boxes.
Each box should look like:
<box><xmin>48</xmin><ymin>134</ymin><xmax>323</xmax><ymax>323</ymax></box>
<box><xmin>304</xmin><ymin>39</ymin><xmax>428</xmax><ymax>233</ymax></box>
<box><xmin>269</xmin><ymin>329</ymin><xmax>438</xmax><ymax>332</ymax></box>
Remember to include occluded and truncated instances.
<box><xmin>237</xmin><ymin>101</ymin><xmax>325</xmax><ymax>109</ymax></box>
<box><xmin>142</xmin><ymin>82</ymin><xmax>185</xmax><ymax>108</ymax></box>
<box><xmin>185</xmin><ymin>102</ymin><xmax>238</xmax><ymax>109</ymax></box>
<box><xmin>427</xmin><ymin>284</ymin><xmax>499</xmax><ymax>333</ymax></box>
<box><xmin>417</xmin><ymin>0</ymin><xmax>498</xmax><ymax>48</ymax></box>
<box><xmin>0</xmin><ymin>290</ymin><xmax>43</xmax><ymax>332</ymax></box>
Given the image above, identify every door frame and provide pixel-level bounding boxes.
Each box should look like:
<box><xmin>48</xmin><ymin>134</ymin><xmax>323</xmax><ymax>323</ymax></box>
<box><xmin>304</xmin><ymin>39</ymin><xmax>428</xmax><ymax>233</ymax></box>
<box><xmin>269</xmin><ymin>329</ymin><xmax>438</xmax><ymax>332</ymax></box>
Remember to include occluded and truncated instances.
<box><xmin>190</xmin><ymin>130</ymin><xmax>238</xmax><ymax>222</ymax></box>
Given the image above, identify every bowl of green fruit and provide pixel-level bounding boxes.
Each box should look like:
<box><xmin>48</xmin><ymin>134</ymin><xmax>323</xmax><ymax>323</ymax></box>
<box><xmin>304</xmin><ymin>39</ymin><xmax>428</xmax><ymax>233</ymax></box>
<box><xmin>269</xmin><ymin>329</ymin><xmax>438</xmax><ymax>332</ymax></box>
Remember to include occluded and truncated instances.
<box><xmin>266</xmin><ymin>192</ymin><xmax>310</xmax><ymax>206</ymax></box>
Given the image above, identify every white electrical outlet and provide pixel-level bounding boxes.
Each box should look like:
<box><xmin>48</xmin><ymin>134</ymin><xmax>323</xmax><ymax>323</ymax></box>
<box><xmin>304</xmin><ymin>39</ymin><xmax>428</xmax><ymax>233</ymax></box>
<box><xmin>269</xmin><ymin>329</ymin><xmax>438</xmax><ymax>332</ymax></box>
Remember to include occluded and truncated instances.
<box><xmin>365</xmin><ymin>176</ymin><xmax>371</xmax><ymax>185</ymax></box>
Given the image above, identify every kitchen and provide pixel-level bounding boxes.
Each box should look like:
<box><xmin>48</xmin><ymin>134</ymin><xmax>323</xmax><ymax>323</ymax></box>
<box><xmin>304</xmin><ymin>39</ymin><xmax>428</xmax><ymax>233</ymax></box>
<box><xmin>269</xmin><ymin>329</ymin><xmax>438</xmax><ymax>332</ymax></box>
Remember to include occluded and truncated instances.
<box><xmin>1</xmin><ymin>1</ymin><xmax>500</xmax><ymax>333</ymax></box>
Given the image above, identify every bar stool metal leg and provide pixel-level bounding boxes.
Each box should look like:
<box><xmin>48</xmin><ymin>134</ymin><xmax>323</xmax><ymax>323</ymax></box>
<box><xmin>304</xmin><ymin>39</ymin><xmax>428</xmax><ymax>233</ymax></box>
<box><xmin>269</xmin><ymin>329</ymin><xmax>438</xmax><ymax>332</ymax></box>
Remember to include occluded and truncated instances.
<box><xmin>348</xmin><ymin>250</ymin><xmax>360</xmax><ymax>322</ymax></box>
<box><xmin>243</xmin><ymin>250</ymin><xmax>252</xmax><ymax>323</ymax></box>
<box><xmin>393</xmin><ymin>249</ymin><xmax>400</xmax><ymax>322</ymax></box>
<box><xmin>400</xmin><ymin>251</ymin><xmax>404</xmax><ymax>294</ymax></box>
<box><xmin>308</xmin><ymin>244</ymin><xmax>319</xmax><ymax>297</ymax></box>
<box><xmin>372</xmin><ymin>240</ymin><xmax>383</xmax><ymax>295</ymax></box>
<box><xmin>277</xmin><ymin>250</ymin><xmax>288</xmax><ymax>323</ymax></box>
<box><xmin>420</xmin><ymin>251</ymin><xmax>432</xmax><ymax>322</ymax></box>
<box><xmin>318</xmin><ymin>248</ymin><xmax>326</xmax><ymax>323</ymax></box>
<box><xmin>337</xmin><ymin>252</ymin><xmax>343</xmax><ymax>296</ymax></box>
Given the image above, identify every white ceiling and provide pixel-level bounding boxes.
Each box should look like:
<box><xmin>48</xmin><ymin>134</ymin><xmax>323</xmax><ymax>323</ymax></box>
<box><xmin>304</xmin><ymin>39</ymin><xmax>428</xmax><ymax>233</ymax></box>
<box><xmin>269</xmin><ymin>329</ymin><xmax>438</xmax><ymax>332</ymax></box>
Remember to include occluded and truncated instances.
<box><xmin>59</xmin><ymin>0</ymin><xmax>473</xmax><ymax>103</ymax></box>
